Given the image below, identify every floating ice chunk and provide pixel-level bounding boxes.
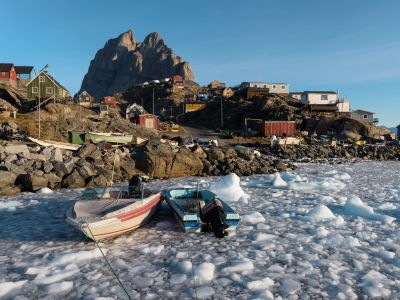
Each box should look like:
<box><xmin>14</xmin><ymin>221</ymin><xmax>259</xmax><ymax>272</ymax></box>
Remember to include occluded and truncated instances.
<box><xmin>136</xmin><ymin>244</ymin><xmax>164</xmax><ymax>256</ymax></box>
<box><xmin>267</xmin><ymin>264</ymin><xmax>285</xmax><ymax>273</ymax></box>
<box><xmin>247</xmin><ymin>277</ymin><xmax>274</xmax><ymax>291</ymax></box>
<box><xmin>252</xmin><ymin>232</ymin><xmax>277</xmax><ymax>242</ymax></box>
<box><xmin>132</xmin><ymin>276</ymin><xmax>154</xmax><ymax>288</ymax></box>
<box><xmin>242</xmin><ymin>211</ymin><xmax>265</xmax><ymax>224</ymax></box>
<box><xmin>0</xmin><ymin>200</ymin><xmax>23</xmax><ymax>211</ymax></box>
<box><xmin>194</xmin><ymin>262</ymin><xmax>215</xmax><ymax>284</ymax></box>
<box><xmin>334</xmin><ymin>172</ymin><xmax>351</xmax><ymax>180</ymax></box>
<box><xmin>307</xmin><ymin>204</ymin><xmax>336</xmax><ymax>221</ymax></box>
<box><xmin>209</xmin><ymin>173</ymin><xmax>248</xmax><ymax>202</ymax></box>
<box><xmin>178</xmin><ymin>261</ymin><xmax>192</xmax><ymax>273</ymax></box>
<box><xmin>316</xmin><ymin>226</ymin><xmax>329</xmax><ymax>237</ymax></box>
<box><xmin>46</xmin><ymin>281</ymin><xmax>73</xmax><ymax>294</ymax></box>
<box><xmin>193</xmin><ymin>286</ymin><xmax>215</xmax><ymax>299</ymax></box>
<box><xmin>272</xmin><ymin>172</ymin><xmax>287</xmax><ymax>187</ymax></box>
<box><xmin>170</xmin><ymin>273</ymin><xmax>187</xmax><ymax>285</ymax></box>
<box><xmin>0</xmin><ymin>280</ymin><xmax>27</xmax><ymax>298</ymax></box>
<box><xmin>361</xmin><ymin>270</ymin><xmax>392</xmax><ymax>297</ymax></box>
<box><xmin>279</xmin><ymin>278</ymin><xmax>301</xmax><ymax>295</ymax></box>
<box><xmin>33</xmin><ymin>264</ymin><xmax>80</xmax><ymax>285</ymax></box>
<box><xmin>344</xmin><ymin>196</ymin><xmax>396</xmax><ymax>224</ymax></box>
<box><xmin>37</xmin><ymin>187</ymin><xmax>53</xmax><ymax>194</ymax></box>
<box><xmin>222</xmin><ymin>260</ymin><xmax>254</xmax><ymax>274</ymax></box>
<box><xmin>51</xmin><ymin>248</ymin><xmax>105</xmax><ymax>266</ymax></box>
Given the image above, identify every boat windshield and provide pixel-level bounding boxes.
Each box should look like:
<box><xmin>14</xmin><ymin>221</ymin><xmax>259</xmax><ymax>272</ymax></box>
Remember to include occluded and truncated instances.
<box><xmin>80</xmin><ymin>186</ymin><xmax>133</xmax><ymax>200</ymax></box>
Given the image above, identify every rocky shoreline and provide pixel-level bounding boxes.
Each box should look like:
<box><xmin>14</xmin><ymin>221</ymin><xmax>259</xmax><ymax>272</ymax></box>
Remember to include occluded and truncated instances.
<box><xmin>0</xmin><ymin>139</ymin><xmax>399</xmax><ymax>195</ymax></box>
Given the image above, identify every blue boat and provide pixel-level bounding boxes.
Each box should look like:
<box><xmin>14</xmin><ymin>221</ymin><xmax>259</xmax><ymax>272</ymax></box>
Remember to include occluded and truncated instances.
<box><xmin>163</xmin><ymin>188</ymin><xmax>240</xmax><ymax>234</ymax></box>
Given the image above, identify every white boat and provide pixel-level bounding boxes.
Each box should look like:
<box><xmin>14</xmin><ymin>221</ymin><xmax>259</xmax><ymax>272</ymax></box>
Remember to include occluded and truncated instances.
<box><xmin>65</xmin><ymin>186</ymin><xmax>162</xmax><ymax>241</ymax></box>
<box><xmin>27</xmin><ymin>136</ymin><xmax>81</xmax><ymax>151</ymax></box>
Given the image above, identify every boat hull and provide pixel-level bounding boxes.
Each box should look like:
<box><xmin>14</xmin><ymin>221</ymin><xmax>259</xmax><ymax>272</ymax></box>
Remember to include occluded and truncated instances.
<box><xmin>89</xmin><ymin>132</ymin><xmax>133</xmax><ymax>144</ymax></box>
<box><xmin>163</xmin><ymin>188</ymin><xmax>240</xmax><ymax>233</ymax></box>
<box><xmin>65</xmin><ymin>193</ymin><xmax>162</xmax><ymax>241</ymax></box>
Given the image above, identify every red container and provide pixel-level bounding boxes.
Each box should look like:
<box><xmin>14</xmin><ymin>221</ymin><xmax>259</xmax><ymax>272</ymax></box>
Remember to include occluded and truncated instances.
<box><xmin>137</xmin><ymin>114</ymin><xmax>159</xmax><ymax>130</ymax></box>
<box><xmin>260</xmin><ymin>121</ymin><xmax>297</xmax><ymax>137</ymax></box>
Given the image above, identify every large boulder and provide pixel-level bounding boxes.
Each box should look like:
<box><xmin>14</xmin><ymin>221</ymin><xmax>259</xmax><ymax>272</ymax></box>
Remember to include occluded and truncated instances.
<box><xmin>0</xmin><ymin>171</ymin><xmax>17</xmax><ymax>195</ymax></box>
<box><xmin>16</xmin><ymin>173</ymin><xmax>49</xmax><ymax>192</ymax></box>
<box><xmin>62</xmin><ymin>170</ymin><xmax>85</xmax><ymax>188</ymax></box>
<box><xmin>135</xmin><ymin>142</ymin><xmax>203</xmax><ymax>178</ymax></box>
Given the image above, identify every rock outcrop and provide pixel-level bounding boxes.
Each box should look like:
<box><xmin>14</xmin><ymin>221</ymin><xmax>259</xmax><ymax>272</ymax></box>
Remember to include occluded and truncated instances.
<box><xmin>80</xmin><ymin>30</ymin><xmax>194</xmax><ymax>99</ymax></box>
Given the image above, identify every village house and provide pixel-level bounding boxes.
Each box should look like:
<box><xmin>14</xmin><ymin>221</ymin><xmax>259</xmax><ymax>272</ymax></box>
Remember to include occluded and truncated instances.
<box><xmin>171</xmin><ymin>75</ymin><xmax>184</xmax><ymax>93</ymax></box>
<box><xmin>351</xmin><ymin>109</ymin><xmax>377</xmax><ymax>124</ymax></box>
<box><xmin>0</xmin><ymin>63</ymin><xmax>17</xmax><ymax>87</ymax></box>
<box><xmin>14</xmin><ymin>66</ymin><xmax>34</xmax><ymax>85</ymax></box>
<box><xmin>125</xmin><ymin>103</ymin><xmax>158</xmax><ymax>129</ymax></box>
<box><xmin>245</xmin><ymin>87</ymin><xmax>269</xmax><ymax>100</ymax></box>
<box><xmin>289</xmin><ymin>92</ymin><xmax>302</xmax><ymax>101</ymax></box>
<box><xmin>102</xmin><ymin>96</ymin><xmax>117</xmax><ymax>106</ymax></box>
<box><xmin>27</xmin><ymin>70</ymin><xmax>69</xmax><ymax>101</ymax></box>
<box><xmin>76</xmin><ymin>90</ymin><xmax>94</xmax><ymax>107</ymax></box>
<box><xmin>222</xmin><ymin>87</ymin><xmax>234</xmax><ymax>99</ymax></box>
<box><xmin>240</xmin><ymin>82</ymin><xmax>289</xmax><ymax>94</ymax></box>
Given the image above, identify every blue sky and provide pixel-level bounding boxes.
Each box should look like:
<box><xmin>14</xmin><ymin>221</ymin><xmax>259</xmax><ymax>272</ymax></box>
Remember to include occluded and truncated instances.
<box><xmin>1</xmin><ymin>0</ymin><xmax>399</xmax><ymax>126</ymax></box>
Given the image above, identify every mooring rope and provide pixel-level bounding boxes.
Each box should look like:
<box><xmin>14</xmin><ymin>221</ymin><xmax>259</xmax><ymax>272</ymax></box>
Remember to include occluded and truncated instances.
<box><xmin>85</xmin><ymin>224</ymin><xmax>133</xmax><ymax>300</ymax></box>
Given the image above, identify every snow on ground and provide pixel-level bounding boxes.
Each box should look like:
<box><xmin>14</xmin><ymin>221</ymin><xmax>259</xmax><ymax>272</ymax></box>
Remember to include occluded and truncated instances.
<box><xmin>1</xmin><ymin>161</ymin><xmax>400</xmax><ymax>299</ymax></box>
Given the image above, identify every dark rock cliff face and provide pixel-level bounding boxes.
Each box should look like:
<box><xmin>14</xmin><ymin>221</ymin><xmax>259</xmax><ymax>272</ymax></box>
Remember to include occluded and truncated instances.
<box><xmin>80</xmin><ymin>30</ymin><xmax>194</xmax><ymax>99</ymax></box>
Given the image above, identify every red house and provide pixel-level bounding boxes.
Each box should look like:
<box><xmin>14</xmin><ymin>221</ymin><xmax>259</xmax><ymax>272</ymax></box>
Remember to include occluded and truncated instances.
<box><xmin>102</xmin><ymin>96</ymin><xmax>116</xmax><ymax>106</ymax></box>
<box><xmin>0</xmin><ymin>63</ymin><xmax>17</xmax><ymax>86</ymax></box>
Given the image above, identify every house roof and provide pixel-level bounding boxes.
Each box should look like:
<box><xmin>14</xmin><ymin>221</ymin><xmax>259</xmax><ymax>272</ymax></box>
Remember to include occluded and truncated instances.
<box><xmin>303</xmin><ymin>91</ymin><xmax>337</xmax><ymax>94</ymax></box>
<box><xmin>352</xmin><ymin>109</ymin><xmax>374</xmax><ymax>114</ymax></box>
<box><xmin>27</xmin><ymin>70</ymin><xmax>68</xmax><ymax>91</ymax></box>
<box><xmin>0</xmin><ymin>63</ymin><xmax>14</xmax><ymax>72</ymax></box>
<box><xmin>14</xmin><ymin>66</ymin><xmax>33</xmax><ymax>74</ymax></box>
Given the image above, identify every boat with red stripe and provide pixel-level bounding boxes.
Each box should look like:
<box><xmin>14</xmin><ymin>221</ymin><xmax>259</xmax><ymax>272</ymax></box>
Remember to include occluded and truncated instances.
<box><xmin>65</xmin><ymin>180</ymin><xmax>163</xmax><ymax>241</ymax></box>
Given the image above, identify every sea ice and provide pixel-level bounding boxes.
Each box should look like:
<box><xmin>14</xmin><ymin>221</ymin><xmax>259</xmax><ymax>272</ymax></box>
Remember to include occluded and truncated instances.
<box><xmin>0</xmin><ymin>280</ymin><xmax>27</xmax><ymax>298</ymax></box>
<box><xmin>307</xmin><ymin>204</ymin><xmax>336</xmax><ymax>220</ymax></box>
<box><xmin>209</xmin><ymin>173</ymin><xmax>248</xmax><ymax>202</ymax></box>
<box><xmin>242</xmin><ymin>211</ymin><xmax>265</xmax><ymax>224</ymax></box>
<box><xmin>272</xmin><ymin>172</ymin><xmax>287</xmax><ymax>187</ymax></box>
<box><xmin>343</xmin><ymin>196</ymin><xmax>396</xmax><ymax>224</ymax></box>
<box><xmin>194</xmin><ymin>262</ymin><xmax>215</xmax><ymax>284</ymax></box>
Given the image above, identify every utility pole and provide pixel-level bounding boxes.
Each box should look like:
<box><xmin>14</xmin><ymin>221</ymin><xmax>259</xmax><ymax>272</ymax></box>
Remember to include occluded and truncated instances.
<box><xmin>220</xmin><ymin>96</ymin><xmax>224</xmax><ymax>129</ymax></box>
<box><xmin>152</xmin><ymin>87</ymin><xmax>155</xmax><ymax>114</ymax></box>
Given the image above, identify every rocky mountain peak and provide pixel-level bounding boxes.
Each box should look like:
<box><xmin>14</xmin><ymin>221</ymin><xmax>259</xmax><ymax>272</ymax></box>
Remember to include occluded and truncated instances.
<box><xmin>117</xmin><ymin>30</ymin><xmax>136</xmax><ymax>51</ymax></box>
<box><xmin>80</xmin><ymin>30</ymin><xmax>194</xmax><ymax>99</ymax></box>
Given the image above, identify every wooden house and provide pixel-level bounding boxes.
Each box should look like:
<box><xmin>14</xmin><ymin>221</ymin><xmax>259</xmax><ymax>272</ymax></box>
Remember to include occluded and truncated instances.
<box><xmin>351</xmin><ymin>109</ymin><xmax>376</xmax><ymax>124</ymax></box>
<box><xmin>76</xmin><ymin>90</ymin><xmax>94</xmax><ymax>107</ymax></box>
<box><xmin>14</xmin><ymin>66</ymin><xmax>34</xmax><ymax>84</ymax></box>
<box><xmin>26</xmin><ymin>70</ymin><xmax>69</xmax><ymax>100</ymax></box>
<box><xmin>0</xmin><ymin>63</ymin><xmax>17</xmax><ymax>86</ymax></box>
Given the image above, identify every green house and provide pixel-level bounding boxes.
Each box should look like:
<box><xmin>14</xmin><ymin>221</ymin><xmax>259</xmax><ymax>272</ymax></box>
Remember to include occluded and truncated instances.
<box><xmin>27</xmin><ymin>70</ymin><xmax>69</xmax><ymax>100</ymax></box>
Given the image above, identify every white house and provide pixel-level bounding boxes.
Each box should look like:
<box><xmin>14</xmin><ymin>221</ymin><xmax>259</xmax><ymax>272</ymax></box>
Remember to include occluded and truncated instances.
<box><xmin>300</xmin><ymin>91</ymin><xmax>338</xmax><ymax>105</ymax></box>
<box><xmin>351</xmin><ymin>109</ymin><xmax>376</xmax><ymax>124</ymax></box>
<box><xmin>290</xmin><ymin>92</ymin><xmax>302</xmax><ymax>100</ymax></box>
<box><xmin>337</xmin><ymin>99</ymin><xmax>350</xmax><ymax>113</ymax></box>
<box><xmin>240</xmin><ymin>82</ymin><xmax>289</xmax><ymax>94</ymax></box>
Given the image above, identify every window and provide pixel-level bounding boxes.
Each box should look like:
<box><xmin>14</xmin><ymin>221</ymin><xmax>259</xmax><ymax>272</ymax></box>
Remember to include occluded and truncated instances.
<box><xmin>254</xmin><ymin>84</ymin><xmax>258</xmax><ymax>88</ymax></box>
<box><xmin>39</xmin><ymin>76</ymin><xmax>45</xmax><ymax>83</ymax></box>
<box><xmin>264</xmin><ymin>85</ymin><xmax>267</xmax><ymax>88</ymax></box>
<box><xmin>46</xmin><ymin>87</ymin><xmax>53</xmax><ymax>94</ymax></box>
<box><xmin>272</xmin><ymin>85</ymin><xmax>276</xmax><ymax>89</ymax></box>
<box><xmin>321</xmin><ymin>94</ymin><xmax>328</xmax><ymax>100</ymax></box>
<box><xmin>363</xmin><ymin>114</ymin><xmax>368</xmax><ymax>119</ymax></box>
<box><xmin>281</xmin><ymin>85</ymin><xmax>286</xmax><ymax>89</ymax></box>
<box><xmin>32</xmin><ymin>87</ymin><xmax>38</xmax><ymax>94</ymax></box>
<box><xmin>1</xmin><ymin>72</ymin><xmax>5</xmax><ymax>77</ymax></box>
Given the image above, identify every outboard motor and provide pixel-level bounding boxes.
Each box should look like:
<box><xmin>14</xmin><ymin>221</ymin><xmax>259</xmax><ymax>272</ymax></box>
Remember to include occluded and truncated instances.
<box><xmin>128</xmin><ymin>175</ymin><xmax>144</xmax><ymax>197</ymax></box>
<box><xmin>199</xmin><ymin>198</ymin><xmax>228</xmax><ymax>238</ymax></box>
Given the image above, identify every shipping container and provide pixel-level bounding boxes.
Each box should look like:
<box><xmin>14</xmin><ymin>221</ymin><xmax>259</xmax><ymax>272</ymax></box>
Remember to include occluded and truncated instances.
<box><xmin>137</xmin><ymin>114</ymin><xmax>159</xmax><ymax>130</ymax></box>
<box><xmin>260</xmin><ymin>121</ymin><xmax>297</xmax><ymax>137</ymax></box>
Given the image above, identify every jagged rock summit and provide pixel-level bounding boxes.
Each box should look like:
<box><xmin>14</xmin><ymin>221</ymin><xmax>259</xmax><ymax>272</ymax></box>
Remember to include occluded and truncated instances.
<box><xmin>80</xmin><ymin>30</ymin><xmax>194</xmax><ymax>99</ymax></box>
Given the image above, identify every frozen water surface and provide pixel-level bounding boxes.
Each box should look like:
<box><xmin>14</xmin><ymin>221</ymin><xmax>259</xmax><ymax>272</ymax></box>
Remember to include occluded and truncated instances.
<box><xmin>1</xmin><ymin>161</ymin><xmax>400</xmax><ymax>299</ymax></box>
